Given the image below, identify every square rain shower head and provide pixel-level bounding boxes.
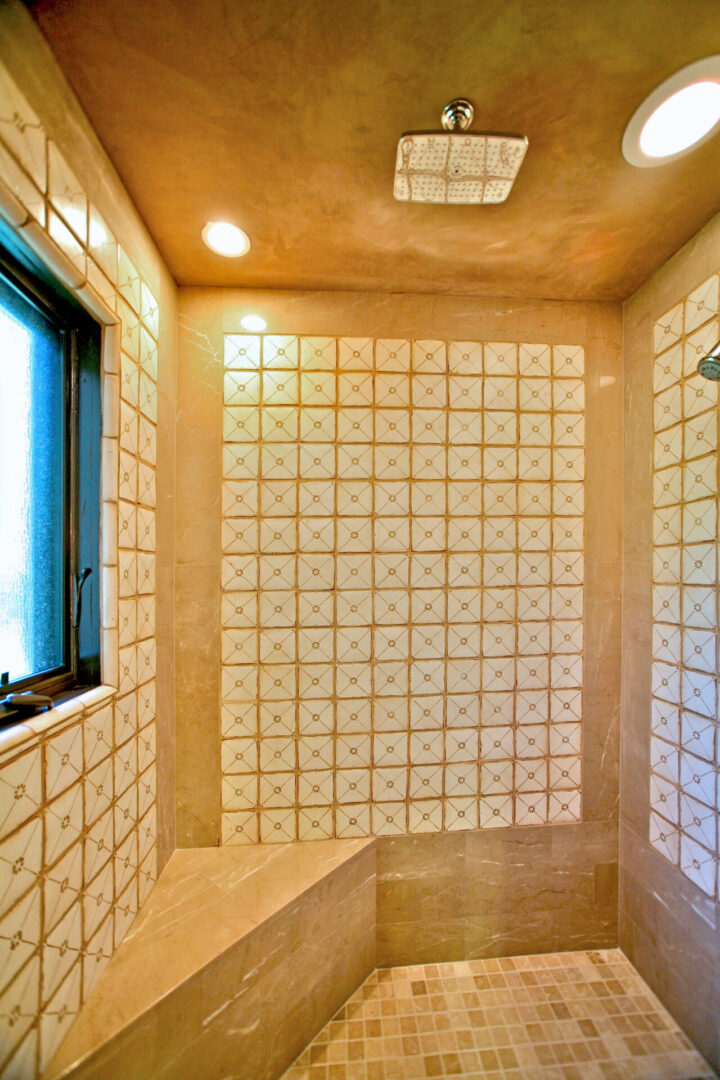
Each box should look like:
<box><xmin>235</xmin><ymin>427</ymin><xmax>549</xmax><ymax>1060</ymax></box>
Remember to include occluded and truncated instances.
<box><xmin>393</xmin><ymin>132</ymin><xmax>529</xmax><ymax>205</ymax></box>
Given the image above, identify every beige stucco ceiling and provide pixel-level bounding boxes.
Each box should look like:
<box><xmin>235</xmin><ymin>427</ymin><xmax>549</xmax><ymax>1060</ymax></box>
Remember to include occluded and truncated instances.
<box><xmin>24</xmin><ymin>0</ymin><xmax>720</xmax><ymax>300</ymax></box>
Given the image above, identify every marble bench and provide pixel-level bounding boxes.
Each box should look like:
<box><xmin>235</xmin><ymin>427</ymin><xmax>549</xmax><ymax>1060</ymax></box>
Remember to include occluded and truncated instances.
<box><xmin>44</xmin><ymin>839</ymin><xmax>376</xmax><ymax>1080</ymax></box>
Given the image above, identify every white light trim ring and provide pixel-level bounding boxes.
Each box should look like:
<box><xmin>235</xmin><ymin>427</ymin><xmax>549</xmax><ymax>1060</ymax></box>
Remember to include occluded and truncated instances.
<box><xmin>240</xmin><ymin>314</ymin><xmax>267</xmax><ymax>332</ymax></box>
<box><xmin>202</xmin><ymin>221</ymin><xmax>251</xmax><ymax>257</ymax></box>
<box><xmin>623</xmin><ymin>56</ymin><xmax>720</xmax><ymax>167</ymax></box>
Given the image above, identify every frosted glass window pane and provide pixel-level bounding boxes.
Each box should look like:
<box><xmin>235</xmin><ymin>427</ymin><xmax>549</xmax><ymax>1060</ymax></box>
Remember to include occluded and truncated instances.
<box><xmin>0</xmin><ymin>276</ymin><xmax>65</xmax><ymax>683</ymax></box>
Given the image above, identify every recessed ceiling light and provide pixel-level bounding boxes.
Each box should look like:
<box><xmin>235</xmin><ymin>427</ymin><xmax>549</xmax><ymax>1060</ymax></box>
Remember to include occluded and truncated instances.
<box><xmin>201</xmin><ymin>221</ymin><xmax>251</xmax><ymax>257</ymax></box>
<box><xmin>623</xmin><ymin>56</ymin><xmax>720</xmax><ymax>167</ymax></box>
<box><xmin>240</xmin><ymin>314</ymin><xmax>267</xmax><ymax>332</ymax></box>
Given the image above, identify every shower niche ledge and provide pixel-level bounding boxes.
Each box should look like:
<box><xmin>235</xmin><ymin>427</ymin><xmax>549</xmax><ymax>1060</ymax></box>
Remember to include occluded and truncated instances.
<box><xmin>43</xmin><ymin>839</ymin><xmax>376</xmax><ymax>1080</ymax></box>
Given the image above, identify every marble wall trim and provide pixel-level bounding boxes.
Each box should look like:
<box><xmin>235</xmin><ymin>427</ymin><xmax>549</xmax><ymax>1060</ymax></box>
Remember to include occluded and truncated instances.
<box><xmin>376</xmin><ymin>821</ymin><xmax>618</xmax><ymax>967</ymax></box>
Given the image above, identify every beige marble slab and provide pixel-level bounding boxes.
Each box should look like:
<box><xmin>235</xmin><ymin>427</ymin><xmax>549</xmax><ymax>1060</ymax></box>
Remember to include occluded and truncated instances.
<box><xmin>45</xmin><ymin>838</ymin><xmax>374</xmax><ymax>1079</ymax></box>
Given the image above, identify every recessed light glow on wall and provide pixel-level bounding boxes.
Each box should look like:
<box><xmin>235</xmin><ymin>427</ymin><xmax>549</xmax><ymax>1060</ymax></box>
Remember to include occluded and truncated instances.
<box><xmin>201</xmin><ymin>221</ymin><xmax>251</xmax><ymax>257</ymax></box>
<box><xmin>623</xmin><ymin>56</ymin><xmax>720</xmax><ymax>167</ymax></box>
<box><xmin>240</xmin><ymin>314</ymin><xmax>267</xmax><ymax>332</ymax></box>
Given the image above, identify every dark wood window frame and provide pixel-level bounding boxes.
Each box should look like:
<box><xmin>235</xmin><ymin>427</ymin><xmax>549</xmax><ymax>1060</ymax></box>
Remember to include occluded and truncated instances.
<box><xmin>0</xmin><ymin>227</ymin><xmax>101</xmax><ymax>712</ymax></box>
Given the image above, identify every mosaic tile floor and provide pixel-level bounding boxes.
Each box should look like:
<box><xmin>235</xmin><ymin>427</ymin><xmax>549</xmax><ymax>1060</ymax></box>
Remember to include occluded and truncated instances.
<box><xmin>282</xmin><ymin>950</ymin><xmax>716</xmax><ymax>1080</ymax></box>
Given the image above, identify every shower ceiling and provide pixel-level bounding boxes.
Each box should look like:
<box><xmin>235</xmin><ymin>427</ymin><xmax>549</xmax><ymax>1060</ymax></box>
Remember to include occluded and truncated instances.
<box><xmin>24</xmin><ymin>0</ymin><xmax>720</xmax><ymax>301</ymax></box>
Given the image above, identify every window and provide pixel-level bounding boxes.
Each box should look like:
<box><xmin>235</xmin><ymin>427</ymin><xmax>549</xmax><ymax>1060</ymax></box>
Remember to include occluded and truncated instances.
<box><xmin>0</xmin><ymin>235</ymin><xmax>101</xmax><ymax>705</ymax></box>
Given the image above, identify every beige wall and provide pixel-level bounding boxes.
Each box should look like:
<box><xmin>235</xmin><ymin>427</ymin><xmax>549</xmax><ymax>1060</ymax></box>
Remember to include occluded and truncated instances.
<box><xmin>0</xmin><ymin>4</ymin><xmax>177</xmax><ymax>1076</ymax></box>
<box><xmin>176</xmin><ymin>288</ymin><xmax>622</xmax><ymax>892</ymax></box>
<box><xmin>622</xmin><ymin>208</ymin><xmax>720</xmax><ymax>1072</ymax></box>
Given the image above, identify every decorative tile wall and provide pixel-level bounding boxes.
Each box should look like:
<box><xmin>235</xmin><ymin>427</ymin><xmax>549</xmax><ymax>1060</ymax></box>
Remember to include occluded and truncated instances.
<box><xmin>650</xmin><ymin>272</ymin><xmax>720</xmax><ymax>899</ymax></box>
<box><xmin>0</xmin><ymin>61</ymin><xmax>161</xmax><ymax>1076</ymax></box>
<box><xmin>220</xmin><ymin>334</ymin><xmax>585</xmax><ymax>844</ymax></box>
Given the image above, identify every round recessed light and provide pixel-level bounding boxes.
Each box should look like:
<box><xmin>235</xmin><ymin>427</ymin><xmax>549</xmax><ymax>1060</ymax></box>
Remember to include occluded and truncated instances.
<box><xmin>240</xmin><ymin>314</ymin><xmax>267</xmax><ymax>332</ymax></box>
<box><xmin>623</xmin><ymin>56</ymin><xmax>720</xmax><ymax>167</ymax></box>
<box><xmin>201</xmin><ymin>221</ymin><xmax>251</xmax><ymax>257</ymax></box>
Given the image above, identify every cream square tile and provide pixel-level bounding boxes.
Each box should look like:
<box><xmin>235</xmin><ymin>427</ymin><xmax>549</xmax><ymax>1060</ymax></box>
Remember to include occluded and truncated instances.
<box><xmin>44</xmin><ymin>783</ymin><xmax>83</xmax><ymax>866</ymax></box>
<box><xmin>84</xmin><ymin>812</ymin><xmax>113</xmax><ymax>884</ymax></box>
<box><xmin>299</xmin><ymin>336</ymin><xmax>335</xmax><ymax>370</ymax></box>
<box><xmin>44</xmin><ymin>724</ymin><xmax>83</xmax><ymax>802</ymax></box>
<box><xmin>679</xmin><ymin>833</ymin><xmax>716</xmax><ymax>896</ymax></box>
<box><xmin>520</xmin><ymin>411</ymin><xmax>552</xmax><ymax>446</ymax></box>
<box><xmin>552</xmin><ymin>344</ymin><xmax>584</xmax><ymax>377</ymax></box>
<box><xmin>84</xmin><ymin>756</ymin><xmax>114</xmax><ymax>830</ymax></box>
<box><xmin>408</xmin><ymin>695</ymin><xmax>443</xmax><ymax>730</ymax></box>
<box><xmin>411</xmin><ymin>408</ymin><xmax>446</xmax><ymax>443</ymax></box>
<box><xmin>376</xmin><ymin>339</ymin><xmax>410</xmax><ymax>371</ymax></box>
<box><xmin>371</xmin><ymin>803</ymin><xmax>407</xmax><ymax>835</ymax></box>
<box><xmin>653</xmin><ymin>341</ymin><xmax>683</xmax><ymax>394</ymax></box>
<box><xmin>39</xmin><ymin>959</ymin><xmax>81</xmax><ymax>1072</ymax></box>
<box><xmin>336</xmin><ymin>443</ymin><xmax>372</xmax><ymax>479</ymax></box>
<box><xmin>654</xmin><ymin>302</ymin><xmax>684</xmax><ymax>354</ymax></box>
<box><xmin>412</xmin><ymin>340</ymin><xmax>446</xmax><ymax>372</ymax></box>
<box><xmin>262</xmin><ymin>335</ymin><xmax>298</xmax><ymax>369</ymax></box>
<box><xmin>259</xmin><ymin>809</ymin><xmax>296</xmax><ymax>843</ymax></box>
<box><xmin>222</xmin><ymin>811</ymin><xmax>259</xmax><ymax>845</ymax></box>
<box><xmin>412</xmin><ymin>373</ymin><xmax>446</xmax><ymax>408</ymax></box>
<box><xmin>0</xmin><ymin>954</ymin><xmax>40</xmax><ymax>1064</ymax></box>
<box><xmin>448</xmin><ymin>340</ymin><xmax>482</xmax><ymax>374</ymax></box>
<box><xmin>297</xmin><ymin>808</ymin><xmax>334</xmax><ymax>840</ymax></box>
<box><xmin>336</xmin><ymin>804</ymin><xmax>371</xmax><ymax>837</ymax></box>
<box><xmin>296</xmin><ymin>663</ymin><xmax>332</xmax><ymax>698</ymax></box>
<box><xmin>548</xmin><ymin>789</ymin><xmax>581</xmax><ymax>822</ymax></box>
<box><xmin>519</xmin><ymin>343</ymin><xmax>552</xmax><ymax>376</ymax></box>
<box><xmin>514</xmin><ymin>791</ymin><xmax>548</xmax><ymax>826</ymax></box>
<box><xmin>300</xmin><ymin>370</ymin><xmax>335</xmax><ymax>406</ymax></box>
<box><xmin>225</xmin><ymin>334</ymin><xmax>261</xmax><ymax>370</ymax></box>
<box><xmin>338</xmin><ymin>372</ymin><xmax>373</xmax><ymax>407</ymax></box>
<box><xmin>485</xmin><ymin>342</ymin><xmax>518</xmax><ymax>375</ymax></box>
<box><xmin>446</xmin><ymin>695</ymin><xmax>479</xmax><ymax>728</ymax></box>
<box><xmin>43</xmin><ymin>840</ymin><xmax>82</xmax><ymax>937</ymax></box>
<box><xmin>409</xmin><ymin>764</ymin><xmax>443</xmax><ymax>798</ymax></box>
<box><xmin>408</xmin><ymin>800</ymin><xmax>442</xmax><ymax>833</ymax></box>
<box><xmin>447</xmin><ymin>410</ymin><xmax>483</xmax><ymax>444</ymax></box>
<box><xmin>339</xmin><ymin>337</ymin><xmax>373</xmax><ymax>370</ymax></box>
<box><xmin>448</xmin><ymin>374</ymin><xmax>483</xmax><ymax>409</ymax></box>
<box><xmin>0</xmin><ymin>136</ymin><xmax>45</xmax><ymax>224</ymax></box>
<box><xmin>42</xmin><ymin>901</ymin><xmax>81</xmax><ymax>1005</ymax></box>
<box><xmin>260</xmin><ymin>701</ymin><xmax>295</xmax><ymax>737</ymax></box>
<box><xmin>684</xmin><ymin>319</ymin><xmax>720</xmax><ymax>377</ymax></box>
<box><xmin>481</xmin><ymin>693</ymin><xmax>514</xmax><ymax>726</ymax></box>
<box><xmin>447</xmin><ymin>518</ymin><xmax>483</xmax><ymax>551</ymax></box>
<box><xmin>447</xmin><ymin>445</ymin><xmax>482</xmax><ymax>480</ymax></box>
<box><xmin>48</xmin><ymin>210</ymin><xmax>85</xmax><ymax>276</ymax></box>
<box><xmin>337</xmin><ymin>407</ymin><xmax>373</xmax><ymax>444</ymax></box>
<box><xmin>375</xmin><ymin>444</ymin><xmax>411</xmax><ymax>480</ymax></box>
<box><xmin>222</xmin><ymin>664</ymin><xmax>258</xmax><ymax>702</ymax></box>
<box><xmin>298</xmin><ymin>407</ymin><xmax>334</xmax><ymax>443</ymax></box>
<box><xmin>117</xmin><ymin>246</ymin><xmax>141</xmax><ymax>312</ymax></box>
<box><xmin>83</xmin><ymin>909</ymin><xmax>114</xmax><ymax>1002</ymax></box>
<box><xmin>683</xmin><ymin>372</ymin><xmax>717</xmax><ymax>420</ymax></box>
<box><xmin>222</xmin><ymin>774</ymin><xmax>258</xmax><ymax>811</ymax></box>
<box><xmin>480</xmin><ymin>794</ymin><xmax>514</xmax><ymax>828</ymax></box>
<box><xmin>336</xmin><ymin>698</ymin><xmax>372</xmax><ymax>733</ymax></box>
<box><xmin>0</xmin><ymin>815</ymin><xmax>42</xmax><ymax>920</ymax></box>
<box><xmin>260</xmin><ymin>628</ymin><xmax>296</xmax><ymax>663</ymax></box>
<box><xmin>88</xmin><ymin>206</ymin><xmax>117</xmax><ymax>282</ymax></box>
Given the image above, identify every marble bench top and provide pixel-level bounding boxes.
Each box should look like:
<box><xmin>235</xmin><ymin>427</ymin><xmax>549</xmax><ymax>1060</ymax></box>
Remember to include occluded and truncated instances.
<box><xmin>45</xmin><ymin>838</ymin><xmax>374</xmax><ymax>1079</ymax></box>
